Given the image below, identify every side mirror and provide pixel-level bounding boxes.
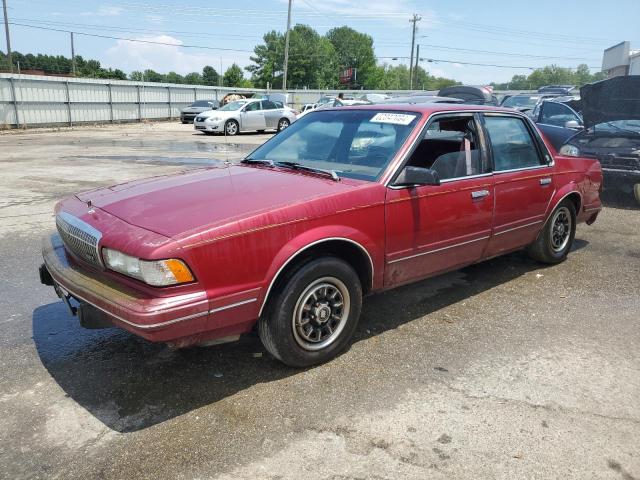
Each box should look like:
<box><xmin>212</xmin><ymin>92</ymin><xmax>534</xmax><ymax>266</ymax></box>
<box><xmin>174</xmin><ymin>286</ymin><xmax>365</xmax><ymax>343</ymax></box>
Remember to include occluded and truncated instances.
<box><xmin>564</xmin><ymin>120</ymin><xmax>581</xmax><ymax>129</ymax></box>
<box><xmin>394</xmin><ymin>166</ymin><xmax>441</xmax><ymax>187</ymax></box>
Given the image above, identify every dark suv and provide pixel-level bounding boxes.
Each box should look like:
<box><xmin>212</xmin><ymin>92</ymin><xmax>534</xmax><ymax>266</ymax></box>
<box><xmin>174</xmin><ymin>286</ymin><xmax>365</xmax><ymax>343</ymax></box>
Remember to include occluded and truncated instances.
<box><xmin>180</xmin><ymin>100</ymin><xmax>220</xmax><ymax>124</ymax></box>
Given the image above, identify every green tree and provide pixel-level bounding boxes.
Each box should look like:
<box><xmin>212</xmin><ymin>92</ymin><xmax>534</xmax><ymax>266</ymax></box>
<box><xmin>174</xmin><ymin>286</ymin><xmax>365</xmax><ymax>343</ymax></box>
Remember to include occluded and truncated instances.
<box><xmin>246</xmin><ymin>30</ymin><xmax>283</xmax><ymax>88</ymax></box>
<box><xmin>164</xmin><ymin>71</ymin><xmax>184</xmax><ymax>84</ymax></box>
<box><xmin>202</xmin><ymin>66</ymin><xmax>219</xmax><ymax>86</ymax></box>
<box><xmin>223</xmin><ymin>63</ymin><xmax>245</xmax><ymax>87</ymax></box>
<box><xmin>183</xmin><ymin>72</ymin><xmax>202</xmax><ymax>85</ymax></box>
<box><xmin>492</xmin><ymin>63</ymin><xmax>606</xmax><ymax>90</ymax></box>
<box><xmin>326</xmin><ymin>26</ymin><xmax>377</xmax><ymax>89</ymax></box>
<box><xmin>247</xmin><ymin>25</ymin><xmax>337</xmax><ymax>89</ymax></box>
<box><xmin>142</xmin><ymin>69</ymin><xmax>165</xmax><ymax>82</ymax></box>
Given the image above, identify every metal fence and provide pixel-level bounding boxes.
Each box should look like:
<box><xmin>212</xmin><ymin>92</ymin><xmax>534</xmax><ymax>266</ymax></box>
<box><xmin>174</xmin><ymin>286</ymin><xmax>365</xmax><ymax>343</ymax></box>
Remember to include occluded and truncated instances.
<box><xmin>0</xmin><ymin>73</ymin><xmax>525</xmax><ymax>128</ymax></box>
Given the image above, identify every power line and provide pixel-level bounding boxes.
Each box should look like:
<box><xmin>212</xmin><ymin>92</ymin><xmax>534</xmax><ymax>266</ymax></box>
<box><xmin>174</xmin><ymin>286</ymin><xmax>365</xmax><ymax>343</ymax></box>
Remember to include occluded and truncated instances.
<box><xmin>8</xmin><ymin>22</ymin><xmax>255</xmax><ymax>53</ymax></box>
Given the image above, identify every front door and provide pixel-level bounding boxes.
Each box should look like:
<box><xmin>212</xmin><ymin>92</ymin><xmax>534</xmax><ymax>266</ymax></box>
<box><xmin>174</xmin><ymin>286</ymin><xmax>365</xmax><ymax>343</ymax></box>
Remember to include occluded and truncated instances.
<box><xmin>240</xmin><ymin>101</ymin><xmax>267</xmax><ymax>131</ymax></box>
<box><xmin>481</xmin><ymin>113</ymin><xmax>556</xmax><ymax>257</ymax></box>
<box><xmin>384</xmin><ymin>113</ymin><xmax>494</xmax><ymax>287</ymax></box>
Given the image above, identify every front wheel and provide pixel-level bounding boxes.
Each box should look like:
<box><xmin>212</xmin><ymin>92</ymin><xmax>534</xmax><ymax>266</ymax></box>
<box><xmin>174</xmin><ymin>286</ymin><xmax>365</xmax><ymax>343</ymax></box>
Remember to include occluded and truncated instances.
<box><xmin>225</xmin><ymin>120</ymin><xmax>239</xmax><ymax>136</ymax></box>
<box><xmin>527</xmin><ymin>199</ymin><xmax>576</xmax><ymax>264</ymax></box>
<box><xmin>259</xmin><ymin>257</ymin><xmax>362</xmax><ymax>367</ymax></box>
<box><xmin>277</xmin><ymin>118</ymin><xmax>290</xmax><ymax>132</ymax></box>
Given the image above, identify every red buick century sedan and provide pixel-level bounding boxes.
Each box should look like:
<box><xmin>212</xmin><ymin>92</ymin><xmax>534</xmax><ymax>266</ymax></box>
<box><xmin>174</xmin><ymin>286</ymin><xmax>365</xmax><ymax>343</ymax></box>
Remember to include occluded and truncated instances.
<box><xmin>39</xmin><ymin>104</ymin><xmax>602</xmax><ymax>366</ymax></box>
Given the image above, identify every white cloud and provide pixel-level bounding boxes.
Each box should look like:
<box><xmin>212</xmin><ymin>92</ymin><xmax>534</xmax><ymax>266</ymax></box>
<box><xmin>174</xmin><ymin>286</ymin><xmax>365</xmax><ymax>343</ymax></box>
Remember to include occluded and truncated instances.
<box><xmin>97</xmin><ymin>6</ymin><xmax>124</xmax><ymax>16</ymax></box>
<box><xmin>80</xmin><ymin>5</ymin><xmax>124</xmax><ymax>17</ymax></box>
<box><xmin>104</xmin><ymin>35</ymin><xmax>250</xmax><ymax>75</ymax></box>
<box><xmin>291</xmin><ymin>0</ymin><xmax>435</xmax><ymax>29</ymax></box>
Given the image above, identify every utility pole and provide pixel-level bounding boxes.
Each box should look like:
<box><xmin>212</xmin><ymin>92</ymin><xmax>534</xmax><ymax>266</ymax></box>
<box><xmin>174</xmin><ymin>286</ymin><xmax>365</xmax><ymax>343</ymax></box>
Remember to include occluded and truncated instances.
<box><xmin>2</xmin><ymin>0</ymin><xmax>13</xmax><ymax>72</ymax></box>
<box><xmin>414</xmin><ymin>44</ymin><xmax>420</xmax><ymax>90</ymax></box>
<box><xmin>70</xmin><ymin>32</ymin><xmax>76</xmax><ymax>76</ymax></box>
<box><xmin>408</xmin><ymin>13</ymin><xmax>421</xmax><ymax>90</ymax></box>
<box><xmin>282</xmin><ymin>0</ymin><xmax>292</xmax><ymax>91</ymax></box>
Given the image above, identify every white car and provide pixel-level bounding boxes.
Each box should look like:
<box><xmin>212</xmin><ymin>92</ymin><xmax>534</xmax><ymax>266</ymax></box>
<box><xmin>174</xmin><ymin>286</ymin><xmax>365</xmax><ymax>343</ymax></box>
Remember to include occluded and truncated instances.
<box><xmin>194</xmin><ymin>99</ymin><xmax>297</xmax><ymax>136</ymax></box>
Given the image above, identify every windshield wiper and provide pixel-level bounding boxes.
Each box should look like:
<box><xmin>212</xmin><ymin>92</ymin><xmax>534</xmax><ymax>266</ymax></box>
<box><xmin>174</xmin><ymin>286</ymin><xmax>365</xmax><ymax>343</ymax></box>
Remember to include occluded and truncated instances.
<box><xmin>241</xmin><ymin>158</ymin><xmax>275</xmax><ymax>167</ymax></box>
<box><xmin>275</xmin><ymin>161</ymin><xmax>340</xmax><ymax>181</ymax></box>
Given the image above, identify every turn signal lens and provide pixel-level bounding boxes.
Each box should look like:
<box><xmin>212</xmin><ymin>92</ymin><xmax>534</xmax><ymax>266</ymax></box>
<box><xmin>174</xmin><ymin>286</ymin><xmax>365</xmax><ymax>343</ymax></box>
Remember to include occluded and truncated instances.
<box><xmin>163</xmin><ymin>259</ymin><xmax>195</xmax><ymax>283</ymax></box>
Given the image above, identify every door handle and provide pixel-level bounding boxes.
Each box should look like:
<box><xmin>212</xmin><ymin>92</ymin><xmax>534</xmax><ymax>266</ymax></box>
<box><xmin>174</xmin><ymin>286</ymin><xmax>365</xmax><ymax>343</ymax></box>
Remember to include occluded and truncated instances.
<box><xmin>540</xmin><ymin>178</ymin><xmax>552</xmax><ymax>186</ymax></box>
<box><xmin>471</xmin><ymin>190</ymin><xmax>490</xmax><ymax>199</ymax></box>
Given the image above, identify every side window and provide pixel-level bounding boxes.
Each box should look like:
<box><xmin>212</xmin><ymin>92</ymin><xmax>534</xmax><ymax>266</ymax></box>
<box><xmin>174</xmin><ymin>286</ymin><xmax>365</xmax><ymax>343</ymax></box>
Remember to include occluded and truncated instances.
<box><xmin>406</xmin><ymin>115</ymin><xmax>484</xmax><ymax>180</ymax></box>
<box><xmin>244</xmin><ymin>102</ymin><xmax>261</xmax><ymax>112</ymax></box>
<box><xmin>484</xmin><ymin>116</ymin><xmax>543</xmax><ymax>171</ymax></box>
<box><xmin>540</xmin><ymin>102</ymin><xmax>579</xmax><ymax>127</ymax></box>
<box><xmin>262</xmin><ymin>100</ymin><xmax>278</xmax><ymax>110</ymax></box>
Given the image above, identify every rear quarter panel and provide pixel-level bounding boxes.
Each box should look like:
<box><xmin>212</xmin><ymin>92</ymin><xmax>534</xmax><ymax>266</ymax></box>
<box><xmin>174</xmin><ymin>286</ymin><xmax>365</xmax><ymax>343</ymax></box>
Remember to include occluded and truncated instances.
<box><xmin>551</xmin><ymin>155</ymin><xmax>603</xmax><ymax>220</ymax></box>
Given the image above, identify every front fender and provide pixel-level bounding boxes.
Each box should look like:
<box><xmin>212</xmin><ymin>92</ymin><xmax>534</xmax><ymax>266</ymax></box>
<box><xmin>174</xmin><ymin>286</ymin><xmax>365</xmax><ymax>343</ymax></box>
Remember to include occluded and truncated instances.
<box><xmin>257</xmin><ymin>226</ymin><xmax>384</xmax><ymax>317</ymax></box>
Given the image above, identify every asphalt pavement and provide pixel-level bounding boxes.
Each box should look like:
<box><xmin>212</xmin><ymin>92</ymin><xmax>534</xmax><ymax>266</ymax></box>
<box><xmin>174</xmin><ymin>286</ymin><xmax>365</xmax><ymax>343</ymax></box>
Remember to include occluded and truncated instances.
<box><xmin>0</xmin><ymin>122</ymin><xmax>638</xmax><ymax>479</ymax></box>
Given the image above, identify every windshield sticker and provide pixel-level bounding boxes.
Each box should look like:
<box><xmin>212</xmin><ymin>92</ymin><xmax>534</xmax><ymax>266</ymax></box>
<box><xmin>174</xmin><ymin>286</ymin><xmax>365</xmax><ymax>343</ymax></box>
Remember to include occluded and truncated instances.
<box><xmin>371</xmin><ymin>113</ymin><xmax>417</xmax><ymax>125</ymax></box>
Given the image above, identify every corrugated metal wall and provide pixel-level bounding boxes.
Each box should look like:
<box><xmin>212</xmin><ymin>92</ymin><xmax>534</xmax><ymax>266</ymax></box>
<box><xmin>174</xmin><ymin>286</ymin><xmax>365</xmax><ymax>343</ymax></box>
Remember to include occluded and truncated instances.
<box><xmin>0</xmin><ymin>73</ymin><xmax>525</xmax><ymax>128</ymax></box>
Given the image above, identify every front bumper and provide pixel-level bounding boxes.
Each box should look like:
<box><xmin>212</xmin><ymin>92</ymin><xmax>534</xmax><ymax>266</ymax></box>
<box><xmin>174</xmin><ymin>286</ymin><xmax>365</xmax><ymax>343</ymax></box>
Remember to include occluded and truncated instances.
<box><xmin>193</xmin><ymin>120</ymin><xmax>222</xmax><ymax>132</ymax></box>
<box><xmin>41</xmin><ymin>233</ymin><xmax>212</xmax><ymax>342</ymax></box>
<box><xmin>180</xmin><ymin>113</ymin><xmax>197</xmax><ymax>122</ymax></box>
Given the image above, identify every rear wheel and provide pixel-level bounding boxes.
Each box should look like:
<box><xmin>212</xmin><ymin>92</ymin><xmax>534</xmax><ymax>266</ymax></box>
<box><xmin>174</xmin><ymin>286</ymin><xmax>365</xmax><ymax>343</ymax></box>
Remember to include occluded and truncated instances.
<box><xmin>527</xmin><ymin>199</ymin><xmax>576</xmax><ymax>264</ymax></box>
<box><xmin>259</xmin><ymin>257</ymin><xmax>362</xmax><ymax>367</ymax></box>
<box><xmin>277</xmin><ymin>118</ymin><xmax>290</xmax><ymax>132</ymax></box>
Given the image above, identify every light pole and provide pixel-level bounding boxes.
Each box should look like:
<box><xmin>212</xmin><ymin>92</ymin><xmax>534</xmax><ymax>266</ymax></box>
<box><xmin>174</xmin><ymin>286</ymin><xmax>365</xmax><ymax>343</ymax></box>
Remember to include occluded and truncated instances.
<box><xmin>408</xmin><ymin>13</ymin><xmax>421</xmax><ymax>90</ymax></box>
<box><xmin>282</xmin><ymin>0</ymin><xmax>292</xmax><ymax>91</ymax></box>
<box><xmin>2</xmin><ymin>0</ymin><xmax>13</xmax><ymax>72</ymax></box>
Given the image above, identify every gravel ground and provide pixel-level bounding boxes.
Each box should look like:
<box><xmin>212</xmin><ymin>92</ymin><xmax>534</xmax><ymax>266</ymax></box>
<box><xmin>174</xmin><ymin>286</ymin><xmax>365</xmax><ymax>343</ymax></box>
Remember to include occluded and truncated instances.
<box><xmin>0</xmin><ymin>122</ymin><xmax>638</xmax><ymax>479</ymax></box>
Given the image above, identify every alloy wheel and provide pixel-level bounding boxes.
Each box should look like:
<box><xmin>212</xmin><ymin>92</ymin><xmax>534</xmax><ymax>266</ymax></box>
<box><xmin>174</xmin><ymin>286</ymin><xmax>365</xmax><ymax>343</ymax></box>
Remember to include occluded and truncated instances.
<box><xmin>292</xmin><ymin>277</ymin><xmax>350</xmax><ymax>351</ymax></box>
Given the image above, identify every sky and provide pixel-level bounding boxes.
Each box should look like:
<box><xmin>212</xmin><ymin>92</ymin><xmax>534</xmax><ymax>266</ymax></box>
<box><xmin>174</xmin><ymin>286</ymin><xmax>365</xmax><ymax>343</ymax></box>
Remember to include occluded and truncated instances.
<box><xmin>2</xmin><ymin>0</ymin><xmax>640</xmax><ymax>85</ymax></box>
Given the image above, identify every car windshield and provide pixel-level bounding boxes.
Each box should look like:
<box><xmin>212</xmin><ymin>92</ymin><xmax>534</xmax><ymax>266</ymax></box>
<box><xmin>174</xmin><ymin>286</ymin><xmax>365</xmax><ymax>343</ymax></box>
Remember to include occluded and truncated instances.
<box><xmin>192</xmin><ymin>101</ymin><xmax>214</xmax><ymax>107</ymax></box>
<box><xmin>502</xmin><ymin>95</ymin><xmax>541</xmax><ymax>108</ymax></box>
<box><xmin>246</xmin><ymin>109</ymin><xmax>421</xmax><ymax>181</ymax></box>
<box><xmin>219</xmin><ymin>100</ymin><xmax>248</xmax><ymax>111</ymax></box>
<box><xmin>593</xmin><ymin>120</ymin><xmax>640</xmax><ymax>135</ymax></box>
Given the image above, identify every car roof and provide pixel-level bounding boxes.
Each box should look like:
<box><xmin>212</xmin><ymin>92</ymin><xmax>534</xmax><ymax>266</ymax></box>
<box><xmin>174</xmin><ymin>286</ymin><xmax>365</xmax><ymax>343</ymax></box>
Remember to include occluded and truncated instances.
<box><xmin>336</xmin><ymin>103</ymin><xmax>521</xmax><ymax>115</ymax></box>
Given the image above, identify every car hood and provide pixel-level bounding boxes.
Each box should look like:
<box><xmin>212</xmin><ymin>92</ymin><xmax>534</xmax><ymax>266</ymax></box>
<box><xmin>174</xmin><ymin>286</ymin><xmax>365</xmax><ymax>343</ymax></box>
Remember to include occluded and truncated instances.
<box><xmin>198</xmin><ymin>109</ymin><xmax>240</xmax><ymax>119</ymax></box>
<box><xmin>75</xmin><ymin>165</ymin><xmax>364</xmax><ymax>238</ymax></box>
<box><xmin>182</xmin><ymin>107</ymin><xmax>211</xmax><ymax>113</ymax></box>
<box><xmin>580</xmin><ymin>76</ymin><xmax>640</xmax><ymax>128</ymax></box>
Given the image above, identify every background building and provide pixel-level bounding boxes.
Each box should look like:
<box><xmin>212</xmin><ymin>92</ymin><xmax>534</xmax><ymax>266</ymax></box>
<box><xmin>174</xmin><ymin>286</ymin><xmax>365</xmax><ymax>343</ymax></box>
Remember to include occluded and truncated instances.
<box><xmin>602</xmin><ymin>41</ymin><xmax>640</xmax><ymax>77</ymax></box>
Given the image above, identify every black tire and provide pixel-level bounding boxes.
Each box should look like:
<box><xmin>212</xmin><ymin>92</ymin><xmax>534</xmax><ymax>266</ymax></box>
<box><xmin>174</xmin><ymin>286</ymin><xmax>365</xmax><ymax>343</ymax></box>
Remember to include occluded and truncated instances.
<box><xmin>259</xmin><ymin>257</ymin><xmax>362</xmax><ymax>367</ymax></box>
<box><xmin>181</xmin><ymin>120</ymin><xmax>189</xmax><ymax>124</ymax></box>
<box><xmin>277</xmin><ymin>118</ymin><xmax>290</xmax><ymax>132</ymax></box>
<box><xmin>225</xmin><ymin>119</ymin><xmax>239</xmax><ymax>136</ymax></box>
<box><xmin>527</xmin><ymin>199</ymin><xmax>576</xmax><ymax>264</ymax></box>
<box><xmin>634</xmin><ymin>183</ymin><xmax>640</xmax><ymax>204</ymax></box>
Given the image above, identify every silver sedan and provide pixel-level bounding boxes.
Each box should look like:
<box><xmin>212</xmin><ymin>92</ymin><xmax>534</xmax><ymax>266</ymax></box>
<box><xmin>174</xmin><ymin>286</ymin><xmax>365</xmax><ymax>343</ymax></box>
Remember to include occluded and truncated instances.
<box><xmin>194</xmin><ymin>99</ymin><xmax>297</xmax><ymax>135</ymax></box>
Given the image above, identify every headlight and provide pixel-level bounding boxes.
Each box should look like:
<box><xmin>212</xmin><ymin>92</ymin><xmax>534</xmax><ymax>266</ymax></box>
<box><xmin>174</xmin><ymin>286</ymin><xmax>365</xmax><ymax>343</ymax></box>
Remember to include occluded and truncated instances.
<box><xmin>102</xmin><ymin>248</ymin><xmax>194</xmax><ymax>286</ymax></box>
<box><xmin>207</xmin><ymin>117</ymin><xmax>221</xmax><ymax>122</ymax></box>
<box><xmin>559</xmin><ymin>144</ymin><xmax>580</xmax><ymax>157</ymax></box>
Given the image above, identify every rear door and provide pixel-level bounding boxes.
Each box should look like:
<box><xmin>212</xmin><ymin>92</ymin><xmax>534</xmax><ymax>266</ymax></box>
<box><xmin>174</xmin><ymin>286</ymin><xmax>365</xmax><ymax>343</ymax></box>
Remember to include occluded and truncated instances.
<box><xmin>240</xmin><ymin>101</ymin><xmax>267</xmax><ymax>131</ymax></box>
<box><xmin>384</xmin><ymin>112</ymin><xmax>495</xmax><ymax>286</ymax></box>
<box><xmin>262</xmin><ymin>100</ymin><xmax>281</xmax><ymax>130</ymax></box>
<box><xmin>481</xmin><ymin>113</ymin><xmax>556</xmax><ymax>257</ymax></box>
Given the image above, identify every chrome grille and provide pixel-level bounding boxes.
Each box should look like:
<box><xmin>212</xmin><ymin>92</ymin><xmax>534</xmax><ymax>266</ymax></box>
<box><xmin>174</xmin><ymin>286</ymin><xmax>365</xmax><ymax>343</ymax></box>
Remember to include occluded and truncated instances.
<box><xmin>55</xmin><ymin>212</ymin><xmax>103</xmax><ymax>268</ymax></box>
